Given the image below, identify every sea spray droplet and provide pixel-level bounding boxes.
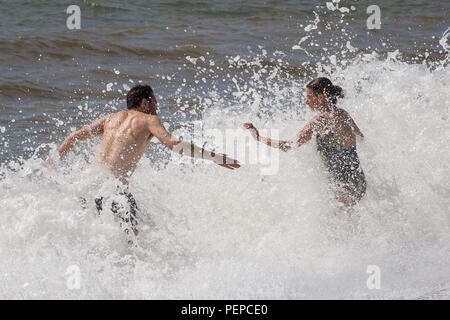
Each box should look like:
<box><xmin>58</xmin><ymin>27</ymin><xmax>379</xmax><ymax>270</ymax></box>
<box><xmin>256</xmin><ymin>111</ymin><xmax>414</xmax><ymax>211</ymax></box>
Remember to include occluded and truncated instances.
<box><xmin>387</xmin><ymin>50</ymin><xmax>400</xmax><ymax>61</ymax></box>
<box><xmin>439</xmin><ymin>27</ymin><xmax>450</xmax><ymax>52</ymax></box>
<box><xmin>292</xmin><ymin>36</ymin><xmax>310</xmax><ymax>51</ymax></box>
<box><xmin>326</xmin><ymin>2</ymin><xmax>336</xmax><ymax>11</ymax></box>
<box><xmin>304</xmin><ymin>11</ymin><xmax>319</xmax><ymax>32</ymax></box>
<box><xmin>330</xmin><ymin>55</ymin><xmax>337</xmax><ymax>65</ymax></box>
<box><xmin>186</xmin><ymin>56</ymin><xmax>198</xmax><ymax>65</ymax></box>
<box><xmin>346</xmin><ymin>41</ymin><xmax>356</xmax><ymax>52</ymax></box>
<box><xmin>251</xmin><ymin>94</ymin><xmax>261</xmax><ymax>113</ymax></box>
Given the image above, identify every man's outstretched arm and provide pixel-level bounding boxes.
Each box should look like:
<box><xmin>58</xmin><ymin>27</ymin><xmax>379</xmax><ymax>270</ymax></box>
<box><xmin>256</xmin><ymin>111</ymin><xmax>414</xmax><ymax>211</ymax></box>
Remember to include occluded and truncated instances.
<box><xmin>58</xmin><ymin>116</ymin><xmax>106</xmax><ymax>159</ymax></box>
<box><xmin>148</xmin><ymin>116</ymin><xmax>240</xmax><ymax>170</ymax></box>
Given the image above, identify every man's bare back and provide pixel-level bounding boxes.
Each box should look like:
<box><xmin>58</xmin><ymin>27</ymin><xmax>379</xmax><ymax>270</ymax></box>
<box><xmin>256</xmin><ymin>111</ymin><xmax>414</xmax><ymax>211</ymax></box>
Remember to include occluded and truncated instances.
<box><xmin>97</xmin><ymin>110</ymin><xmax>155</xmax><ymax>183</ymax></box>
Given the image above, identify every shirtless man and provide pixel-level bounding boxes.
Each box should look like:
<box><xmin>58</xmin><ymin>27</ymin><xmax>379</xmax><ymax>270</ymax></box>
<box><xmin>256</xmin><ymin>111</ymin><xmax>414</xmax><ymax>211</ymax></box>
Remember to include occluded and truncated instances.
<box><xmin>58</xmin><ymin>84</ymin><xmax>240</xmax><ymax>235</ymax></box>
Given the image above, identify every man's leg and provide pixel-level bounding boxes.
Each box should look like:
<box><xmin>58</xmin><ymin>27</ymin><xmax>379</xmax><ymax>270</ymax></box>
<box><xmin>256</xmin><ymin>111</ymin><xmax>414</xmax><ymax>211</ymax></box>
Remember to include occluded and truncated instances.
<box><xmin>95</xmin><ymin>197</ymin><xmax>104</xmax><ymax>213</ymax></box>
<box><xmin>124</xmin><ymin>191</ymin><xmax>139</xmax><ymax>236</ymax></box>
<box><xmin>111</xmin><ymin>190</ymin><xmax>139</xmax><ymax>236</ymax></box>
<box><xmin>334</xmin><ymin>189</ymin><xmax>356</xmax><ymax>207</ymax></box>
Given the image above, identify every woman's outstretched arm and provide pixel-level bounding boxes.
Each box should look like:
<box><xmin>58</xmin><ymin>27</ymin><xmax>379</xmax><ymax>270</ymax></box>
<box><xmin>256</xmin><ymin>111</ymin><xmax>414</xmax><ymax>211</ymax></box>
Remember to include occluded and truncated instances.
<box><xmin>243</xmin><ymin>123</ymin><xmax>292</xmax><ymax>152</ymax></box>
<box><xmin>295</xmin><ymin>115</ymin><xmax>324</xmax><ymax>147</ymax></box>
<box><xmin>243</xmin><ymin>116</ymin><xmax>324</xmax><ymax>152</ymax></box>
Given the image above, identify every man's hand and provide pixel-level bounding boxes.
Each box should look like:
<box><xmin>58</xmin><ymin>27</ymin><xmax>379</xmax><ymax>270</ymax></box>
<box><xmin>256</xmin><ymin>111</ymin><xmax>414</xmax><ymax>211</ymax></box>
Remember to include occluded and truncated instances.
<box><xmin>243</xmin><ymin>123</ymin><xmax>259</xmax><ymax>141</ymax></box>
<box><xmin>43</xmin><ymin>157</ymin><xmax>58</xmax><ymax>169</ymax></box>
<box><xmin>32</xmin><ymin>156</ymin><xmax>59</xmax><ymax>175</ymax></box>
<box><xmin>211</xmin><ymin>153</ymin><xmax>240</xmax><ymax>170</ymax></box>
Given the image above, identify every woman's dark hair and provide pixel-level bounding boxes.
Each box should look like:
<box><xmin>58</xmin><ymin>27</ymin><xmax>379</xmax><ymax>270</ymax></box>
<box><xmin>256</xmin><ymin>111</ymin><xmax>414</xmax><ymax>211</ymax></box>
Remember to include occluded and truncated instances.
<box><xmin>126</xmin><ymin>84</ymin><xmax>154</xmax><ymax>109</ymax></box>
<box><xmin>306</xmin><ymin>77</ymin><xmax>343</xmax><ymax>104</ymax></box>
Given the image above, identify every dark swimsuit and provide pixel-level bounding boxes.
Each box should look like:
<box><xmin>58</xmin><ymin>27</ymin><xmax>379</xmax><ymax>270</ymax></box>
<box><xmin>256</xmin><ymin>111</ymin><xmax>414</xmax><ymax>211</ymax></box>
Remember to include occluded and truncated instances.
<box><xmin>95</xmin><ymin>187</ymin><xmax>139</xmax><ymax>235</ymax></box>
<box><xmin>316</xmin><ymin>129</ymin><xmax>366</xmax><ymax>201</ymax></box>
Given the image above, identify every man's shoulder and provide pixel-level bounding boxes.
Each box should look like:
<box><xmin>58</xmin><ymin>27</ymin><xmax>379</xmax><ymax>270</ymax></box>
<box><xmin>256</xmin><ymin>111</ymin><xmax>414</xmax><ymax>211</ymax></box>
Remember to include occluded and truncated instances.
<box><xmin>144</xmin><ymin>114</ymin><xmax>161</xmax><ymax>124</ymax></box>
<box><xmin>106</xmin><ymin>110</ymin><xmax>161</xmax><ymax>126</ymax></box>
<box><xmin>105</xmin><ymin>110</ymin><xmax>127</xmax><ymax>120</ymax></box>
<box><xmin>134</xmin><ymin>113</ymin><xmax>163</xmax><ymax>133</ymax></box>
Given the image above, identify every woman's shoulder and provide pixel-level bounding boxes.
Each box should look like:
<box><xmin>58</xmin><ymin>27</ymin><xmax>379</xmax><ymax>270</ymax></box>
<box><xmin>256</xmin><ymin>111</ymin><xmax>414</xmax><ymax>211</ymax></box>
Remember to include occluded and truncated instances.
<box><xmin>307</xmin><ymin>114</ymin><xmax>329</xmax><ymax>135</ymax></box>
<box><xmin>335</xmin><ymin>108</ymin><xmax>355</xmax><ymax>122</ymax></box>
<box><xmin>311</xmin><ymin>113</ymin><xmax>331</xmax><ymax>128</ymax></box>
<box><xmin>334</xmin><ymin>107</ymin><xmax>348</xmax><ymax>115</ymax></box>
<box><xmin>313</xmin><ymin>112</ymin><xmax>331</xmax><ymax>121</ymax></box>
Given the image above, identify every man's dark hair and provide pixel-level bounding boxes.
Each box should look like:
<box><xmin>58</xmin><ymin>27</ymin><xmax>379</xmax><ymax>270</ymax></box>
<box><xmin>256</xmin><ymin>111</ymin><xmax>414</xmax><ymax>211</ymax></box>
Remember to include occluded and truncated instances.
<box><xmin>126</xmin><ymin>85</ymin><xmax>154</xmax><ymax>109</ymax></box>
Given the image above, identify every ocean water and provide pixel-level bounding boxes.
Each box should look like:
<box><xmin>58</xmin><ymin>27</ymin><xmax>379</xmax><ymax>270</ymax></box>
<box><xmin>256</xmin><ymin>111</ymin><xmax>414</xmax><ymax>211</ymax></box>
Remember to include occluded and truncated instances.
<box><xmin>0</xmin><ymin>0</ymin><xmax>449</xmax><ymax>299</ymax></box>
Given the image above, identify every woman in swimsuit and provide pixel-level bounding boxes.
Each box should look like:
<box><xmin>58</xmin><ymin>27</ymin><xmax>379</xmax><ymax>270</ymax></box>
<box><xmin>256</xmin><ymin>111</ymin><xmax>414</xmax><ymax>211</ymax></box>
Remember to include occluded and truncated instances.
<box><xmin>244</xmin><ymin>77</ymin><xmax>366</xmax><ymax>207</ymax></box>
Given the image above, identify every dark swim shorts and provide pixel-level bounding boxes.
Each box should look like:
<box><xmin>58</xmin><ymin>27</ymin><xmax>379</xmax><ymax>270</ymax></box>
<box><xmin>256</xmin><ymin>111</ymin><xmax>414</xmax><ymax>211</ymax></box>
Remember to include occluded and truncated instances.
<box><xmin>94</xmin><ymin>187</ymin><xmax>139</xmax><ymax>235</ymax></box>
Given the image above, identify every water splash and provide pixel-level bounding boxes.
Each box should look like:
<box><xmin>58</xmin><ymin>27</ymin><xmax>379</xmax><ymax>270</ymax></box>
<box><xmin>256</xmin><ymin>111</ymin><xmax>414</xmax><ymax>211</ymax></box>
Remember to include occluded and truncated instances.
<box><xmin>1</xmin><ymin>5</ymin><xmax>449</xmax><ymax>299</ymax></box>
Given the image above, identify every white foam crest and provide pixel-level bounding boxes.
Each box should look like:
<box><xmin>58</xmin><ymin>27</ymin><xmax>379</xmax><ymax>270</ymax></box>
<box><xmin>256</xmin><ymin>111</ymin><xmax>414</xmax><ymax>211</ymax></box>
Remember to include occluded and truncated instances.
<box><xmin>1</xmin><ymin>53</ymin><xmax>450</xmax><ymax>298</ymax></box>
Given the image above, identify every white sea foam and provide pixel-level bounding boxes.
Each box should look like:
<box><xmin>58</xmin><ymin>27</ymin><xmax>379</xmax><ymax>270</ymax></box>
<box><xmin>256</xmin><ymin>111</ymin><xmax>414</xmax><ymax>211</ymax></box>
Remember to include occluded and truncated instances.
<box><xmin>1</xmin><ymin>3</ymin><xmax>450</xmax><ymax>298</ymax></box>
<box><xmin>1</xmin><ymin>51</ymin><xmax>449</xmax><ymax>298</ymax></box>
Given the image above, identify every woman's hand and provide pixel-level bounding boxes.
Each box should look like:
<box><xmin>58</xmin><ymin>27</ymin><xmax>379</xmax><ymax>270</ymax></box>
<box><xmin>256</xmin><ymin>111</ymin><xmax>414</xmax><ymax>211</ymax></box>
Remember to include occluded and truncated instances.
<box><xmin>243</xmin><ymin>123</ymin><xmax>259</xmax><ymax>141</ymax></box>
<box><xmin>244</xmin><ymin>122</ymin><xmax>292</xmax><ymax>152</ymax></box>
